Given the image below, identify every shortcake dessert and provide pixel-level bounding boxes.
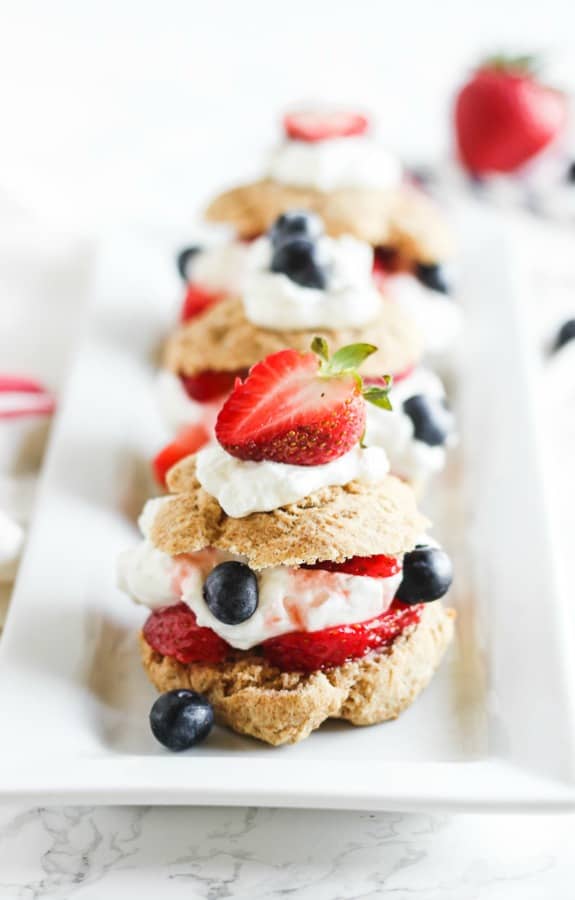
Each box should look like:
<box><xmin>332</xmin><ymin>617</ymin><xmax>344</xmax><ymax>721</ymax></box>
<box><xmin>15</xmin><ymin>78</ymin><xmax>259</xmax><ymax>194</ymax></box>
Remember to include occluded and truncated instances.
<box><xmin>177</xmin><ymin>108</ymin><xmax>460</xmax><ymax>366</ymax></box>
<box><xmin>155</xmin><ymin>212</ymin><xmax>455</xmax><ymax>494</ymax></box>
<box><xmin>121</xmin><ymin>342</ymin><xmax>455</xmax><ymax>747</ymax></box>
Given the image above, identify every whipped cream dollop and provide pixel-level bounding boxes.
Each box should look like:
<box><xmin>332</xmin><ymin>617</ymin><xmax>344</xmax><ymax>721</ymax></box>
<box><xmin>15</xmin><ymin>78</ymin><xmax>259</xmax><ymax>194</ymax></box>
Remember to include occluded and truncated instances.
<box><xmin>184</xmin><ymin>242</ymin><xmax>250</xmax><ymax>294</ymax></box>
<box><xmin>364</xmin><ymin>367</ymin><xmax>454</xmax><ymax>486</ymax></box>
<box><xmin>243</xmin><ymin>234</ymin><xmax>381</xmax><ymax>330</ymax></box>
<box><xmin>385</xmin><ymin>274</ymin><xmax>463</xmax><ymax>365</ymax></box>
<box><xmin>156</xmin><ymin>370</ymin><xmax>222</xmax><ymax>435</ymax></box>
<box><xmin>195</xmin><ymin>442</ymin><xmax>389</xmax><ymax>518</ymax></box>
<box><xmin>118</xmin><ymin>533</ymin><xmax>402</xmax><ymax>650</ymax></box>
<box><xmin>267</xmin><ymin>137</ymin><xmax>402</xmax><ymax>192</ymax></box>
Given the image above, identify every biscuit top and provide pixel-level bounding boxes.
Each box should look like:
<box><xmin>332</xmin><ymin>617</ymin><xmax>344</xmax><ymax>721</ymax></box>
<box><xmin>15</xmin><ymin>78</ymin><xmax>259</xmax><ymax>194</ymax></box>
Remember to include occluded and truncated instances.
<box><xmin>164</xmin><ymin>295</ymin><xmax>423</xmax><ymax>378</ymax></box>
<box><xmin>205</xmin><ymin>179</ymin><xmax>453</xmax><ymax>264</ymax></box>
<box><xmin>149</xmin><ymin>459</ymin><xmax>428</xmax><ymax>569</ymax></box>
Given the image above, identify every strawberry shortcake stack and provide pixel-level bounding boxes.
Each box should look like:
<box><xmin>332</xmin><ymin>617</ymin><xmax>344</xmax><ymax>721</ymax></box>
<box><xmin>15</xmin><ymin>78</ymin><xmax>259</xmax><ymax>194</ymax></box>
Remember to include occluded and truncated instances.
<box><xmin>156</xmin><ymin>211</ymin><xmax>455</xmax><ymax>494</ymax></box>
<box><xmin>188</xmin><ymin>107</ymin><xmax>461</xmax><ymax>367</ymax></box>
<box><xmin>121</xmin><ymin>342</ymin><xmax>455</xmax><ymax>746</ymax></box>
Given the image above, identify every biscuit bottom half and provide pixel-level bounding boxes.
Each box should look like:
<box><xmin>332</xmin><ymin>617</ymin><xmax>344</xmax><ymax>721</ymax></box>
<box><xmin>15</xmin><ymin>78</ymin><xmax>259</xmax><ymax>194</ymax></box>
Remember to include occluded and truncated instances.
<box><xmin>140</xmin><ymin>601</ymin><xmax>455</xmax><ymax>746</ymax></box>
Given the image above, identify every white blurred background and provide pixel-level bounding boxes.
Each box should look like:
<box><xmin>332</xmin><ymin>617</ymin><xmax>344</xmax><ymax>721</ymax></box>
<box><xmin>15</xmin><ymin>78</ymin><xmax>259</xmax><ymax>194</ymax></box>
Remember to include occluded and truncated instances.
<box><xmin>1</xmin><ymin>0</ymin><xmax>575</xmax><ymax>235</ymax></box>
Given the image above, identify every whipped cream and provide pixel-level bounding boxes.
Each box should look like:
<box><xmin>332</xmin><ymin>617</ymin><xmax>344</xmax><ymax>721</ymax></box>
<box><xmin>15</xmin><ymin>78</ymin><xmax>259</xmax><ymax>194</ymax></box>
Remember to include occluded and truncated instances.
<box><xmin>364</xmin><ymin>367</ymin><xmax>453</xmax><ymax>486</ymax></box>
<box><xmin>118</xmin><ymin>533</ymin><xmax>402</xmax><ymax>650</ymax></box>
<box><xmin>243</xmin><ymin>234</ymin><xmax>380</xmax><ymax>330</ymax></box>
<box><xmin>195</xmin><ymin>443</ymin><xmax>389</xmax><ymax>518</ymax></box>
<box><xmin>267</xmin><ymin>137</ymin><xmax>402</xmax><ymax>192</ymax></box>
<box><xmin>385</xmin><ymin>274</ymin><xmax>463</xmax><ymax>365</ymax></box>
<box><xmin>184</xmin><ymin>242</ymin><xmax>250</xmax><ymax>294</ymax></box>
<box><xmin>156</xmin><ymin>370</ymin><xmax>222</xmax><ymax>435</ymax></box>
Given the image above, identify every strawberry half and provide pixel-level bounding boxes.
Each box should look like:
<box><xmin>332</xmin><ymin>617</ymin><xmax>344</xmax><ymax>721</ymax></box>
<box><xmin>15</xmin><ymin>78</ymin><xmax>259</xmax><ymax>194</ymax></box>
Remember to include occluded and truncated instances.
<box><xmin>215</xmin><ymin>339</ymin><xmax>392</xmax><ymax>466</ymax></box>
<box><xmin>181</xmin><ymin>284</ymin><xmax>223</xmax><ymax>322</ymax></box>
<box><xmin>455</xmin><ymin>55</ymin><xmax>567</xmax><ymax>174</ymax></box>
<box><xmin>262</xmin><ymin>601</ymin><xmax>422</xmax><ymax>672</ymax></box>
<box><xmin>152</xmin><ymin>423</ymin><xmax>210</xmax><ymax>488</ymax></box>
<box><xmin>284</xmin><ymin>109</ymin><xmax>369</xmax><ymax>143</ymax></box>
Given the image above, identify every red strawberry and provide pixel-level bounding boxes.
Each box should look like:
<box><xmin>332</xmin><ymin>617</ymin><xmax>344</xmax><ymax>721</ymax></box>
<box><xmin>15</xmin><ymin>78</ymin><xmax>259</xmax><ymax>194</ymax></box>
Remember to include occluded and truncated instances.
<box><xmin>215</xmin><ymin>340</ymin><xmax>391</xmax><ymax>466</ymax></box>
<box><xmin>284</xmin><ymin>109</ymin><xmax>369</xmax><ymax>143</ymax></box>
<box><xmin>454</xmin><ymin>56</ymin><xmax>567</xmax><ymax>174</ymax></box>
<box><xmin>181</xmin><ymin>284</ymin><xmax>223</xmax><ymax>322</ymax></box>
<box><xmin>152</xmin><ymin>423</ymin><xmax>210</xmax><ymax>488</ymax></box>
<box><xmin>180</xmin><ymin>369</ymin><xmax>248</xmax><ymax>403</ymax></box>
<box><xmin>305</xmin><ymin>553</ymin><xmax>401</xmax><ymax>578</ymax></box>
<box><xmin>263</xmin><ymin>601</ymin><xmax>422</xmax><ymax>672</ymax></box>
<box><xmin>143</xmin><ymin>603</ymin><xmax>229</xmax><ymax>664</ymax></box>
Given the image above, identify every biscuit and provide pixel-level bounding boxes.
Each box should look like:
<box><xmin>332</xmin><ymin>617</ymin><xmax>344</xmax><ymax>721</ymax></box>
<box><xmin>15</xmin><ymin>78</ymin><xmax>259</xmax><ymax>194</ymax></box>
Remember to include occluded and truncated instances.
<box><xmin>164</xmin><ymin>295</ymin><xmax>422</xmax><ymax>378</ymax></box>
<box><xmin>141</xmin><ymin>601</ymin><xmax>455</xmax><ymax>745</ymax></box>
<box><xmin>151</xmin><ymin>466</ymin><xmax>428</xmax><ymax>569</ymax></box>
<box><xmin>205</xmin><ymin>179</ymin><xmax>453</xmax><ymax>264</ymax></box>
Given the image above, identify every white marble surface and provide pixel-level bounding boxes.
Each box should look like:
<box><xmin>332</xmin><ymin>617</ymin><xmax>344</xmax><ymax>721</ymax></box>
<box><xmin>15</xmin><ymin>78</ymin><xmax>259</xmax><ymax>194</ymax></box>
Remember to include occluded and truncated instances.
<box><xmin>0</xmin><ymin>805</ymin><xmax>574</xmax><ymax>899</ymax></box>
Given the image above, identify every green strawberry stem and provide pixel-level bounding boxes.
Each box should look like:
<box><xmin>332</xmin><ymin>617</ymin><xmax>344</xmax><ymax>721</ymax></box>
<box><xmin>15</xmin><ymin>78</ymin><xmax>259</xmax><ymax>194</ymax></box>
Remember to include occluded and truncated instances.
<box><xmin>480</xmin><ymin>53</ymin><xmax>541</xmax><ymax>76</ymax></box>
<box><xmin>311</xmin><ymin>337</ymin><xmax>393</xmax><ymax>412</ymax></box>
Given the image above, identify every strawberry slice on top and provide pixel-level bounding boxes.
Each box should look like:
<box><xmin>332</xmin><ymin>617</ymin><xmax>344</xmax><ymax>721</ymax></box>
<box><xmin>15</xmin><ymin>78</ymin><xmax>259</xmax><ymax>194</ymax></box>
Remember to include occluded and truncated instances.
<box><xmin>284</xmin><ymin>108</ymin><xmax>369</xmax><ymax>143</ymax></box>
<box><xmin>215</xmin><ymin>338</ymin><xmax>392</xmax><ymax>467</ymax></box>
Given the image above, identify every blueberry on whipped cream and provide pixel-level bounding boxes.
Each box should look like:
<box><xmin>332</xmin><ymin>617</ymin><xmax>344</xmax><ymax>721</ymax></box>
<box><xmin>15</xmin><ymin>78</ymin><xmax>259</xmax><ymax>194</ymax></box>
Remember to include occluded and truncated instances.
<box><xmin>243</xmin><ymin>211</ymin><xmax>381</xmax><ymax>330</ymax></box>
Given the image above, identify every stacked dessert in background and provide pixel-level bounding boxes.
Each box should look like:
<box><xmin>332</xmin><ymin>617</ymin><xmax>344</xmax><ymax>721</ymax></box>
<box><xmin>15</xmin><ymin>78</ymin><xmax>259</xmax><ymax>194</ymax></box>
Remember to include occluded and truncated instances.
<box><xmin>120</xmin><ymin>343</ymin><xmax>454</xmax><ymax>746</ymax></box>
<box><xmin>120</xmin><ymin>108</ymin><xmax>460</xmax><ymax>750</ymax></box>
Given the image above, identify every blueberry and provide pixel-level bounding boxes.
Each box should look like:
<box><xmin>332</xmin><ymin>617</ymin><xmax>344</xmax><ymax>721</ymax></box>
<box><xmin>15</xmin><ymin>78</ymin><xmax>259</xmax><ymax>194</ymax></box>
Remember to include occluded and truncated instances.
<box><xmin>552</xmin><ymin>319</ymin><xmax>575</xmax><ymax>354</ymax></box>
<box><xmin>176</xmin><ymin>245</ymin><xmax>202</xmax><ymax>282</ymax></box>
<box><xmin>415</xmin><ymin>262</ymin><xmax>452</xmax><ymax>295</ymax></box>
<box><xmin>150</xmin><ymin>690</ymin><xmax>214</xmax><ymax>751</ymax></box>
<box><xmin>271</xmin><ymin>238</ymin><xmax>328</xmax><ymax>289</ymax></box>
<box><xmin>395</xmin><ymin>546</ymin><xmax>453</xmax><ymax>605</ymax></box>
<box><xmin>203</xmin><ymin>561</ymin><xmax>258</xmax><ymax>625</ymax></box>
<box><xmin>566</xmin><ymin>161</ymin><xmax>575</xmax><ymax>183</ymax></box>
<box><xmin>269</xmin><ymin>210</ymin><xmax>324</xmax><ymax>247</ymax></box>
<box><xmin>402</xmin><ymin>394</ymin><xmax>453</xmax><ymax>447</ymax></box>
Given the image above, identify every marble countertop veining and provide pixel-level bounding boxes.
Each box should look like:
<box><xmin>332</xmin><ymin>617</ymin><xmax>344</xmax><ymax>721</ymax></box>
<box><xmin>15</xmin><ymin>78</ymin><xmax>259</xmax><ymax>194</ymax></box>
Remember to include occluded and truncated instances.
<box><xmin>0</xmin><ymin>805</ymin><xmax>574</xmax><ymax>899</ymax></box>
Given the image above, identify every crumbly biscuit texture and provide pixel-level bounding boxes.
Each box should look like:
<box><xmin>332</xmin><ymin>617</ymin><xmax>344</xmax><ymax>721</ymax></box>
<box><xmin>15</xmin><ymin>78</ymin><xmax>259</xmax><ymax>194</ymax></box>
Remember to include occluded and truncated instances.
<box><xmin>153</xmin><ymin>465</ymin><xmax>428</xmax><ymax>569</ymax></box>
<box><xmin>205</xmin><ymin>179</ymin><xmax>453</xmax><ymax>263</ymax></box>
<box><xmin>141</xmin><ymin>602</ymin><xmax>455</xmax><ymax>745</ymax></box>
<box><xmin>164</xmin><ymin>295</ymin><xmax>422</xmax><ymax>378</ymax></box>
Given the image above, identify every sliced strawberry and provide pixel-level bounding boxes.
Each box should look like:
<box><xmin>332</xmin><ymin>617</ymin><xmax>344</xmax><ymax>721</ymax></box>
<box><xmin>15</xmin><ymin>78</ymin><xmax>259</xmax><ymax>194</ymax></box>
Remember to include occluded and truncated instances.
<box><xmin>284</xmin><ymin>109</ymin><xmax>369</xmax><ymax>143</ymax></box>
<box><xmin>306</xmin><ymin>553</ymin><xmax>401</xmax><ymax>578</ymax></box>
<box><xmin>215</xmin><ymin>349</ymin><xmax>366</xmax><ymax>466</ymax></box>
<box><xmin>181</xmin><ymin>284</ymin><xmax>223</xmax><ymax>323</ymax></box>
<box><xmin>152</xmin><ymin>423</ymin><xmax>210</xmax><ymax>488</ymax></box>
<box><xmin>263</xmin><ymin>601</ymin><xmax>422</xmax><ymax>672</ymax></box>
<box><xmin>144</xmin><ymin>603</ymin><xmax>230</xmax><ymax>664</ymax></box>
<box><xmin>180</xmin><ymin>369</ymin><xmax>248</xmax><ymax>403</ymax></box>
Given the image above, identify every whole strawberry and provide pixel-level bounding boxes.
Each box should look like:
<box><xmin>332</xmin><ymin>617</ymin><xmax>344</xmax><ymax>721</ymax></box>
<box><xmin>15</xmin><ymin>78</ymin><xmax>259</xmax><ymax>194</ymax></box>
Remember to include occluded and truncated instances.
<box><xmin>215</xmin><ymin>338</ymin><xmax>392</xmax><ymax>467</ymax></box>
<box><xmin>454</xmin><ymin>55</ymin><xmax>567</xmax><ymax>174</ymax></box>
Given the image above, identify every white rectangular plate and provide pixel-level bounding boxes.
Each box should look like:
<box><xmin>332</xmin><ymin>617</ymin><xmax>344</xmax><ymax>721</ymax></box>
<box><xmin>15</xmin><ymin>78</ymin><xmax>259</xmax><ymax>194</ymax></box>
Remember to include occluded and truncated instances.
<box><xmin>1</xmin><ymin>214</ymin><xmax>575</xmax><ymax>811</ymax></box>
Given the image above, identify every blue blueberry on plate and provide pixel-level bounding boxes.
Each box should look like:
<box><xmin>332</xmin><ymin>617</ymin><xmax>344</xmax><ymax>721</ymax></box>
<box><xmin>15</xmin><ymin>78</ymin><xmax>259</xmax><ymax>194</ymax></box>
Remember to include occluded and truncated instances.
<box><xmin>552</xmin><ymin>318</ymin><xmax>575</xmax><ymax>353</ymax></box>
<box><xmin>415</xmin><ymin>262</ymin><xmax>452</xmax><ymax>295</ymax></box>
<box><xmin>271</xmin><ymin>238</ymin><xmax>329</xmax><ymax>289</ymax></box>
<box><xmin>269</xmin><ymin>210</ymin><xmax>324</xmax><ymax>247</ymax></box>
<box><xmin>203</xmin><ymin>561</ymin><xmax>259</xmax><ymax>625</ymax></box>
<box><xmin>395</xmin><ymin>546</ymin><xmax>453</xmax><ymax>605</ymax></box>
<box><xmin>402</xmin><ymin>394</ymin><xmax>453</xmax><ymax>447</ymax></box>
<box><xmin>176</xmin><ymin>245</ymin><xmax>202</xmax><ymax>282</ymax></box>
<box><xmin>150</xmin><ymin>689</ymin><xmax>214</xmax><ymax>751</ymax></box>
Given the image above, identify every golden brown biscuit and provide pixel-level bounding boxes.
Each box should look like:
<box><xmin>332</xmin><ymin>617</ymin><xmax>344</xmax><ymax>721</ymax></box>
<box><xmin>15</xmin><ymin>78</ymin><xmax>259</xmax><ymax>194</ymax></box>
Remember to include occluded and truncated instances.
<box><xmin>141</xmin><ymin>602</ymin><xmax>455</xmax><ymax>745</ymax></box>
<box><xmin>151</xmin><ymin>466</ymin><xmax>428</xmax><ymax>569</ymax></box>
<box><xmin>205</xmin><ymin>179</ymin><xmax>453</xmax><ymax>264</ymax></box>
<box><xmin>164</xmin><ymin>295</ymin><xmax>422</xmax><ymax>378</ymax></box>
